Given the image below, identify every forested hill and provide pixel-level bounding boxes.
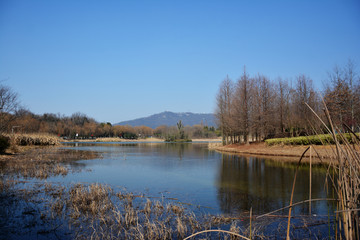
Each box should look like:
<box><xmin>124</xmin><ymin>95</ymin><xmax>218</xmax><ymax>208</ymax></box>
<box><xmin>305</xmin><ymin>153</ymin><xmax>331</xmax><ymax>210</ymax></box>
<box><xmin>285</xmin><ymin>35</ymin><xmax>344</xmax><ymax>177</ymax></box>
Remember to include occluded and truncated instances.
<box><xmin>115</xmin><ymin>112</ymin><xmax>216</xmax><ymax>129</ymax></box>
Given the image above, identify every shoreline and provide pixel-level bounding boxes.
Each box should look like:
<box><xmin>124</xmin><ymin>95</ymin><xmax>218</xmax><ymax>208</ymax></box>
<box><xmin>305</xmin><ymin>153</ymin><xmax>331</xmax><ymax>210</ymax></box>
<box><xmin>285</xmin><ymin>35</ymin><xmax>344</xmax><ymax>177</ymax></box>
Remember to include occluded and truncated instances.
<box><xmin>3</xmin><ymin>139</ymin><xmax>339</xmax><ymax>165</ymax></box>
<box><xmin>63</xmin><ymin>137</ymin><xmax>222</xmax><ymax>143</ymax></box>
<box><xmin>210</xmin><ymin>142</ymin><xmax>340</xmax><ymax>165</ymax></box>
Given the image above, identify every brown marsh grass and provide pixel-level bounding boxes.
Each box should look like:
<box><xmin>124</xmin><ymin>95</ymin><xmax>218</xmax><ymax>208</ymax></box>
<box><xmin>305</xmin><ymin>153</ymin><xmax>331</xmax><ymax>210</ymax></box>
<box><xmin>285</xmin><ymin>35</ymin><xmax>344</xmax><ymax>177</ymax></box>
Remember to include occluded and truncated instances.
<box><xmin>7</xmin><ymin>133</ymin><xmax>61</xmax><ymax>147</ymax></box>
<box><xmin>1</xmin><ymin>164</ymin><xmax>334</xmax><ymax>239</ymax></box>
<box><xmin>47</xmin><ymin>182</ymin><xmax>258</xmax><ymax>240</ymax></box>
<box><xmin>0</xmin><ymin>147</ymin><xmax>99</xmax><ymax>179</ymax></box>
<box><xmin>302</xmin><ymin>102</ymin><xmax>360</xmax><ymax>240</ymax></box>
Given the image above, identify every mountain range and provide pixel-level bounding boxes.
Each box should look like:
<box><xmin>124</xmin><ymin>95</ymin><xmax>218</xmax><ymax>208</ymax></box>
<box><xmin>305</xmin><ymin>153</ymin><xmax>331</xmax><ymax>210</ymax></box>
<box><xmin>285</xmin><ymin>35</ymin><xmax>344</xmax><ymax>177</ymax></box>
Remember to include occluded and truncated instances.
<box><xmin>115</xmin><ymin>111</ymin><xmax>216</xmax><ymax>129</ymax></box>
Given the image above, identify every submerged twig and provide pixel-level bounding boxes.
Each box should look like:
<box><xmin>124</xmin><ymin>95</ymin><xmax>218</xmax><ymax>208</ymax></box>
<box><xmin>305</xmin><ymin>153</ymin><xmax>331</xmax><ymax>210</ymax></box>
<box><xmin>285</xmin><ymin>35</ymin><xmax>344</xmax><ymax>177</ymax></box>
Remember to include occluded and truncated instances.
<box><xmin>286</xmin><ymin>146</ymin><xmax>310</xmax><ymax>240</ymax></box>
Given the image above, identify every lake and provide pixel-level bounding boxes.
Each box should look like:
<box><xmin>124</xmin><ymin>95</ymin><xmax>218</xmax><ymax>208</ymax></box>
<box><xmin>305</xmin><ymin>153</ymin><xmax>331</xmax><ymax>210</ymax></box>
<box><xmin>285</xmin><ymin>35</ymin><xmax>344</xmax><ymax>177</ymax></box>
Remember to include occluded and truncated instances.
<box><xmin>59</xmin><ymin>142</ymin><xmax>333</xmax><ymax>217</ymax></box>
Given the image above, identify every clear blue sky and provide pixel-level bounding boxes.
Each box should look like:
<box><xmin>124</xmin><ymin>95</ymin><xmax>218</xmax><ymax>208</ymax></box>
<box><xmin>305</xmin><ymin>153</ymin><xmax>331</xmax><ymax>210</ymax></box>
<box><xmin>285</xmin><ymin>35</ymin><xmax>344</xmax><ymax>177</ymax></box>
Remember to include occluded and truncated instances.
<box><xmin>1</xmin><ymin>0</ymin><xmax>359</xmax><ymax>123</ymax></box>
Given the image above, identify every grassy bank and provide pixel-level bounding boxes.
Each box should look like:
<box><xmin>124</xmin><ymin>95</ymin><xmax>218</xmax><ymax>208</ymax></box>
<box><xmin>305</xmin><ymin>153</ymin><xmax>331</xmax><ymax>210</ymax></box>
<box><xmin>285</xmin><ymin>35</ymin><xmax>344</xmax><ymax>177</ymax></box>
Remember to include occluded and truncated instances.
<box><xmin>265</xmin><ymin>133</ymin><xmax>359</xmax><ymax>146</ymax></box>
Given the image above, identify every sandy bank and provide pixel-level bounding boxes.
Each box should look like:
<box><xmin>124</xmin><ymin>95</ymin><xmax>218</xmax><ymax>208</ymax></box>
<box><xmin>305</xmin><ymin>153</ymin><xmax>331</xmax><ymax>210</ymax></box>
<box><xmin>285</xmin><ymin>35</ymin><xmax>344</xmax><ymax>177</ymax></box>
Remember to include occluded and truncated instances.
<box><xmin>210</xmin><ymin>142</ymin><xmax>343</xmax><ymax>165</ymax></box>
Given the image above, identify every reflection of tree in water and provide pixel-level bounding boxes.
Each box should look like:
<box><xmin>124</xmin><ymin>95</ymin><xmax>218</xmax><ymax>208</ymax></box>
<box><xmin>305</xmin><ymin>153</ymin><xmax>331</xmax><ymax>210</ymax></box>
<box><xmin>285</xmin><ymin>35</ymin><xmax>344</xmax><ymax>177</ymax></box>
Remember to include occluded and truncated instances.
<box><xmin>165</xmin><ymin>143</ymin><xmax>187</xmax><ymax>160</ymax></box>
<box><xmin>217</xmin><ymin>154</ymin><xmax>331</xmax><ymax>215</ymax></box>
<box><xmin>157</xmin><ymin>143</ymin><xmax>210</xmax><ymax>160</ymax></box>
<box><xmin>68</xmin><ymin>142</ymin><xmax>212</xmax><ymax>162</ymax></box>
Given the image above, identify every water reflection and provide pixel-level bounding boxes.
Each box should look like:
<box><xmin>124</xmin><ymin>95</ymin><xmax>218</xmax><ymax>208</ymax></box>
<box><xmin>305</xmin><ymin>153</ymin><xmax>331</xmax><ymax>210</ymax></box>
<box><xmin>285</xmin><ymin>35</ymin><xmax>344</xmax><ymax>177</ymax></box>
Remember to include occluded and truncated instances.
<box><xmin>62</xmin><ymin>142</ymin><xmax>334</xmax><ymax>216</ymax></box>
<box><xmin>217</xmin><ymin>154</ymin><xmax>332</xmax><ymax>215</ymax></box>
<box><xmin>63</xmin><ymin>142</ymin><xmax>213</xmax><ymax>167</ymax></box>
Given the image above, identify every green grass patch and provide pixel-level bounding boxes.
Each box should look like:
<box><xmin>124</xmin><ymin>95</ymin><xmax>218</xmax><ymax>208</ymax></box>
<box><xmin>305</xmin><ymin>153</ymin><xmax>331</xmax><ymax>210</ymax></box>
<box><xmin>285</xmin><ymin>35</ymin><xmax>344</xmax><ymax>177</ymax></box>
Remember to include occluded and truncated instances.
<box><xmin>265</xmin><ymin>133</ymin><xmax>359</xmax><ymax>146</ymax></box>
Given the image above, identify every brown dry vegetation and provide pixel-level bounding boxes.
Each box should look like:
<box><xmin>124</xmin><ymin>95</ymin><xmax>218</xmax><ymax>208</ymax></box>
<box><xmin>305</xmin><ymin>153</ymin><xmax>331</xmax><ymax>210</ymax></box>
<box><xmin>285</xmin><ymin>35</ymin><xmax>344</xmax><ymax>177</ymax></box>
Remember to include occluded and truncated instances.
<box><xmin>0</xmin><ymin>147</ymin><xmax>99</xmax><ymax>179</ymax></box>
<box><xmin>3</xmin><ymin>178</ymin><xmax>326</xmax><ymax>240</ymax></box>
<box><xmin>59</xmin><ymin>183</ymin><xmax>210</xmax><ymax>239</ymax></box>
<box><xmin>8</xmin><ymin>133</ymin><xmax>60</xmax><ymax>146</ymax></box>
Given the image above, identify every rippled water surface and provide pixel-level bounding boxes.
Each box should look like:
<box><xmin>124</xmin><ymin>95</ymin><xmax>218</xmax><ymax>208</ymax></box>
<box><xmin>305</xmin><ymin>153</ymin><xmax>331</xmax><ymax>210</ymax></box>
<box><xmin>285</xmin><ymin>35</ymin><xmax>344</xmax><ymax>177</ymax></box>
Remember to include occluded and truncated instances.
<box><xmin>59</xmin><ymin>142</ymin><xmax>333</xmax><ymax>216</ymax></box>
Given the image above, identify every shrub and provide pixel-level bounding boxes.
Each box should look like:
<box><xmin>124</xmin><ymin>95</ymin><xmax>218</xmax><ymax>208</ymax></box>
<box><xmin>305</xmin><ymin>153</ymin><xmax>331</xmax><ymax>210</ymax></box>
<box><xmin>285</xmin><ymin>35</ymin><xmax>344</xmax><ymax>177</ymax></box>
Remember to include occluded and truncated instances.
<box><xmin>265</xmin><ymin>133</ymin><xmax>359</xmax><ymax>146</ymax></box>
<box><xmin>0</xmin><ymin>135</ymin><xmax>10</xmax><ymax>153</ymax></box>
<box><xmin>122</xmin><ymin>132</ymin><xmax>138</xmax><ymax>139</ymax></box>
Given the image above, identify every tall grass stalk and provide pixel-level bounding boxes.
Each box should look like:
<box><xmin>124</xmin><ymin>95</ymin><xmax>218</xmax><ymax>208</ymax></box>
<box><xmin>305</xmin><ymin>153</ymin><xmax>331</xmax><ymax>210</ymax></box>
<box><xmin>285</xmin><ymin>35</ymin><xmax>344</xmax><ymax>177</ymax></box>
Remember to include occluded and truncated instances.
<box><xmin>309</xmin><ymin>146</ymin><xmax>312</xmax><ymax>215</ymax></box>
<box><xmin>249</xmin><ymin>207</ymin><xmax>252</xmax><ymax>239</ymax></box>
<box><xmin>286</xmin><ymin>146</ymin><xmax>310</xmax><ymax>240</ymax></box>
<box><xmin>306</xmin><ymin>102</ymin><xmax>360</xmax><ymax>240</ymax></box>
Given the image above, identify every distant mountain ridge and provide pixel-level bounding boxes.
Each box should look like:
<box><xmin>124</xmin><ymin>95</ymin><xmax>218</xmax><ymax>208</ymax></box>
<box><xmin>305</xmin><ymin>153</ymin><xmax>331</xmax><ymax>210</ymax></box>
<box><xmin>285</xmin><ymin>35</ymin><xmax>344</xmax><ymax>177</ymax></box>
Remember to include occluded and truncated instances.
<box><xmin>115</xmin><ymin>111</ymin><xmax>216</xmax><ymax>129</ymax></box>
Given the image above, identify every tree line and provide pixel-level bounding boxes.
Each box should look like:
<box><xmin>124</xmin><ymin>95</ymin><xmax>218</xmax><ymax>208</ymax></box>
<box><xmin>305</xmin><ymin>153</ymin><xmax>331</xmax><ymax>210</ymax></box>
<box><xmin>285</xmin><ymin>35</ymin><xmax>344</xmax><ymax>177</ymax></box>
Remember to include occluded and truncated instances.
<box><xmin>215</xmin><ymin>61</ymin><xmax>360</xmax><ymax>145</ymax></box>
<box><xmin>0</xmin><ymin>87</ymin><xmax>218</xmax><ymax>140</ymax></box>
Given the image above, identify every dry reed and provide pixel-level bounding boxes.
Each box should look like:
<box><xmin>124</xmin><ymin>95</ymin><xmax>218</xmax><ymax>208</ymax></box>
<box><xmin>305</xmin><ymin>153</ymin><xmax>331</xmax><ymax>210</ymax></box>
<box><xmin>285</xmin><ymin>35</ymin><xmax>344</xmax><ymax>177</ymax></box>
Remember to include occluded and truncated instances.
<box><xmin>8</xmin><ymin>133</ymin><xmax>61</xmax><ymax>146</ymax></box>
<box><xmin>34</xmin><ymin>182</ymin><xmax>262</xmax><ymax>240</ymax></box>
<box><xmin>0</xmin><ymin>148</ymin><xmax>99</xmax><ymax>179</ymax></box>
<box><xmin>305</xmin><ymin>101</ymin><xmax>360</xmax><ymax>239</ymax></box>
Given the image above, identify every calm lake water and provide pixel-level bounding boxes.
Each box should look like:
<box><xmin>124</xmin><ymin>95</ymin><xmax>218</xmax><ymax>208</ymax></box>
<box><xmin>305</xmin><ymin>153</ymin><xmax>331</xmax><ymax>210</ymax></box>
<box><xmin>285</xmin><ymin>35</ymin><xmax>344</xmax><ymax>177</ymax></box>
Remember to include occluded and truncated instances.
<box><xmin>59</xmin><ymin>142</ymin><xmax>333</xmax><ymax>216</ymax></box>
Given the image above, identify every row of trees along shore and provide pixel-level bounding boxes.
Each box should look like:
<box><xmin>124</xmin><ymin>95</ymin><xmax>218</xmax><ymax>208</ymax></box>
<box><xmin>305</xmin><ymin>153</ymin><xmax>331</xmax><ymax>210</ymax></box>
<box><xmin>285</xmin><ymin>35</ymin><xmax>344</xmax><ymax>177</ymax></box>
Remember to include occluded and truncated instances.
<box><xmin>0</xmin><ymin>81</ymin><xmax>218</xmax><ymax>140</ymax></box>
<box><xmin>1</xmin><ymin>109</ymin><xmax>219</xmax><ymax>140</ymax></box>
<box><xmin>215</xmin><ymin>61</ymin><xmax>360</xmax><ymax>145</ymax></box>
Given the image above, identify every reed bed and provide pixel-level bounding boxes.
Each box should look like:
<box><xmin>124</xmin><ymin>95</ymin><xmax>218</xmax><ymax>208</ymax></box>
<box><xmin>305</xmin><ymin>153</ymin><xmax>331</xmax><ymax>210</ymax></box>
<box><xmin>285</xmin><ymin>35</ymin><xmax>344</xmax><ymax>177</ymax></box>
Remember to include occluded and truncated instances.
<box><xmin>275</xmin><ymin>102</ymin><xmax>360</xmax><ymax>240</ymax></box>
<box><xmin>8</xmin><ymin>133</ymin><xmax>61</xmax><ymax>146</ymax></box>
<box><xmin>315</xmin><ymin>107</ymin><xmax>360</xmax><ymax>240</ymax></box>
<box><xmin>47</xmin><ymin>182</ymin><xmax>268</xmax><ymax>240</ymax></box>
<box><xmin>0</xmin><ymin>148</ymin><xmax>99</xmax><ymax>179</ymax></box>
<box><xmin>64</xmin><ymin>183</ymin><xmax>205</xmax><ymax>239</ymax></box>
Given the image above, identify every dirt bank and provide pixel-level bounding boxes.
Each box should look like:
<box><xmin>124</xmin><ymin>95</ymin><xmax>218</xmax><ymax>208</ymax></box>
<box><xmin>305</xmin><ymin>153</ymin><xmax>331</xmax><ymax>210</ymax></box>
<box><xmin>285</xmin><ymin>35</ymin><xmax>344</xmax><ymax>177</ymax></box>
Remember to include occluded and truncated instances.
<box><xmin>210</xmin><ymin>142</ymin><xmax>341</xmax><ymax>165</ymax></box>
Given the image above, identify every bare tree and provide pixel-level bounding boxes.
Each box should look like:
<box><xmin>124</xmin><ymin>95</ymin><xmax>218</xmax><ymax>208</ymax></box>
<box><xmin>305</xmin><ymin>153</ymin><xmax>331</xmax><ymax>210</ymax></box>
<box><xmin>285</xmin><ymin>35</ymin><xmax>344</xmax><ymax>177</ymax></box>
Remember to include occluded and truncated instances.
<box><xmin>292</xmin><ymin>74</ymin><xmax>318</xmax><ymax>136</ymax></box>
<box><xmin>215</xmin><ymin>76</ymin><xmax>234</xmax><ymax>145</ymax></box>
<box><xmin>324</xmin><ymin>61</ymin><xmax>360</xmax><ymax>131</ymax></box>
<box><xmin>343</xmin><ymin>59</ymin><xmax>359</xmax><ymax>130</ymax></box>
<box><xmin>233</xmin><ymin>67</ymin><xmax>253</xmax><ymax>144</ymax></box>
<box><xmin>252</xmin><ymin>74</ymin><xmax>276</xmax><ymax>140</ymax></box>
<box><xmin>0</xmin><ymin>84</ymin><xmax>19</xmax><ymax>133</ymax></box>
<box><xmin>276</xmin><ymin>78</ymin><xmax>291</xmax><ymax>136</ymax></box>
<box><xmin>325</xmin><ymin>65</ymin><xmax>353</xmax><ymax>128</ymax></box>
